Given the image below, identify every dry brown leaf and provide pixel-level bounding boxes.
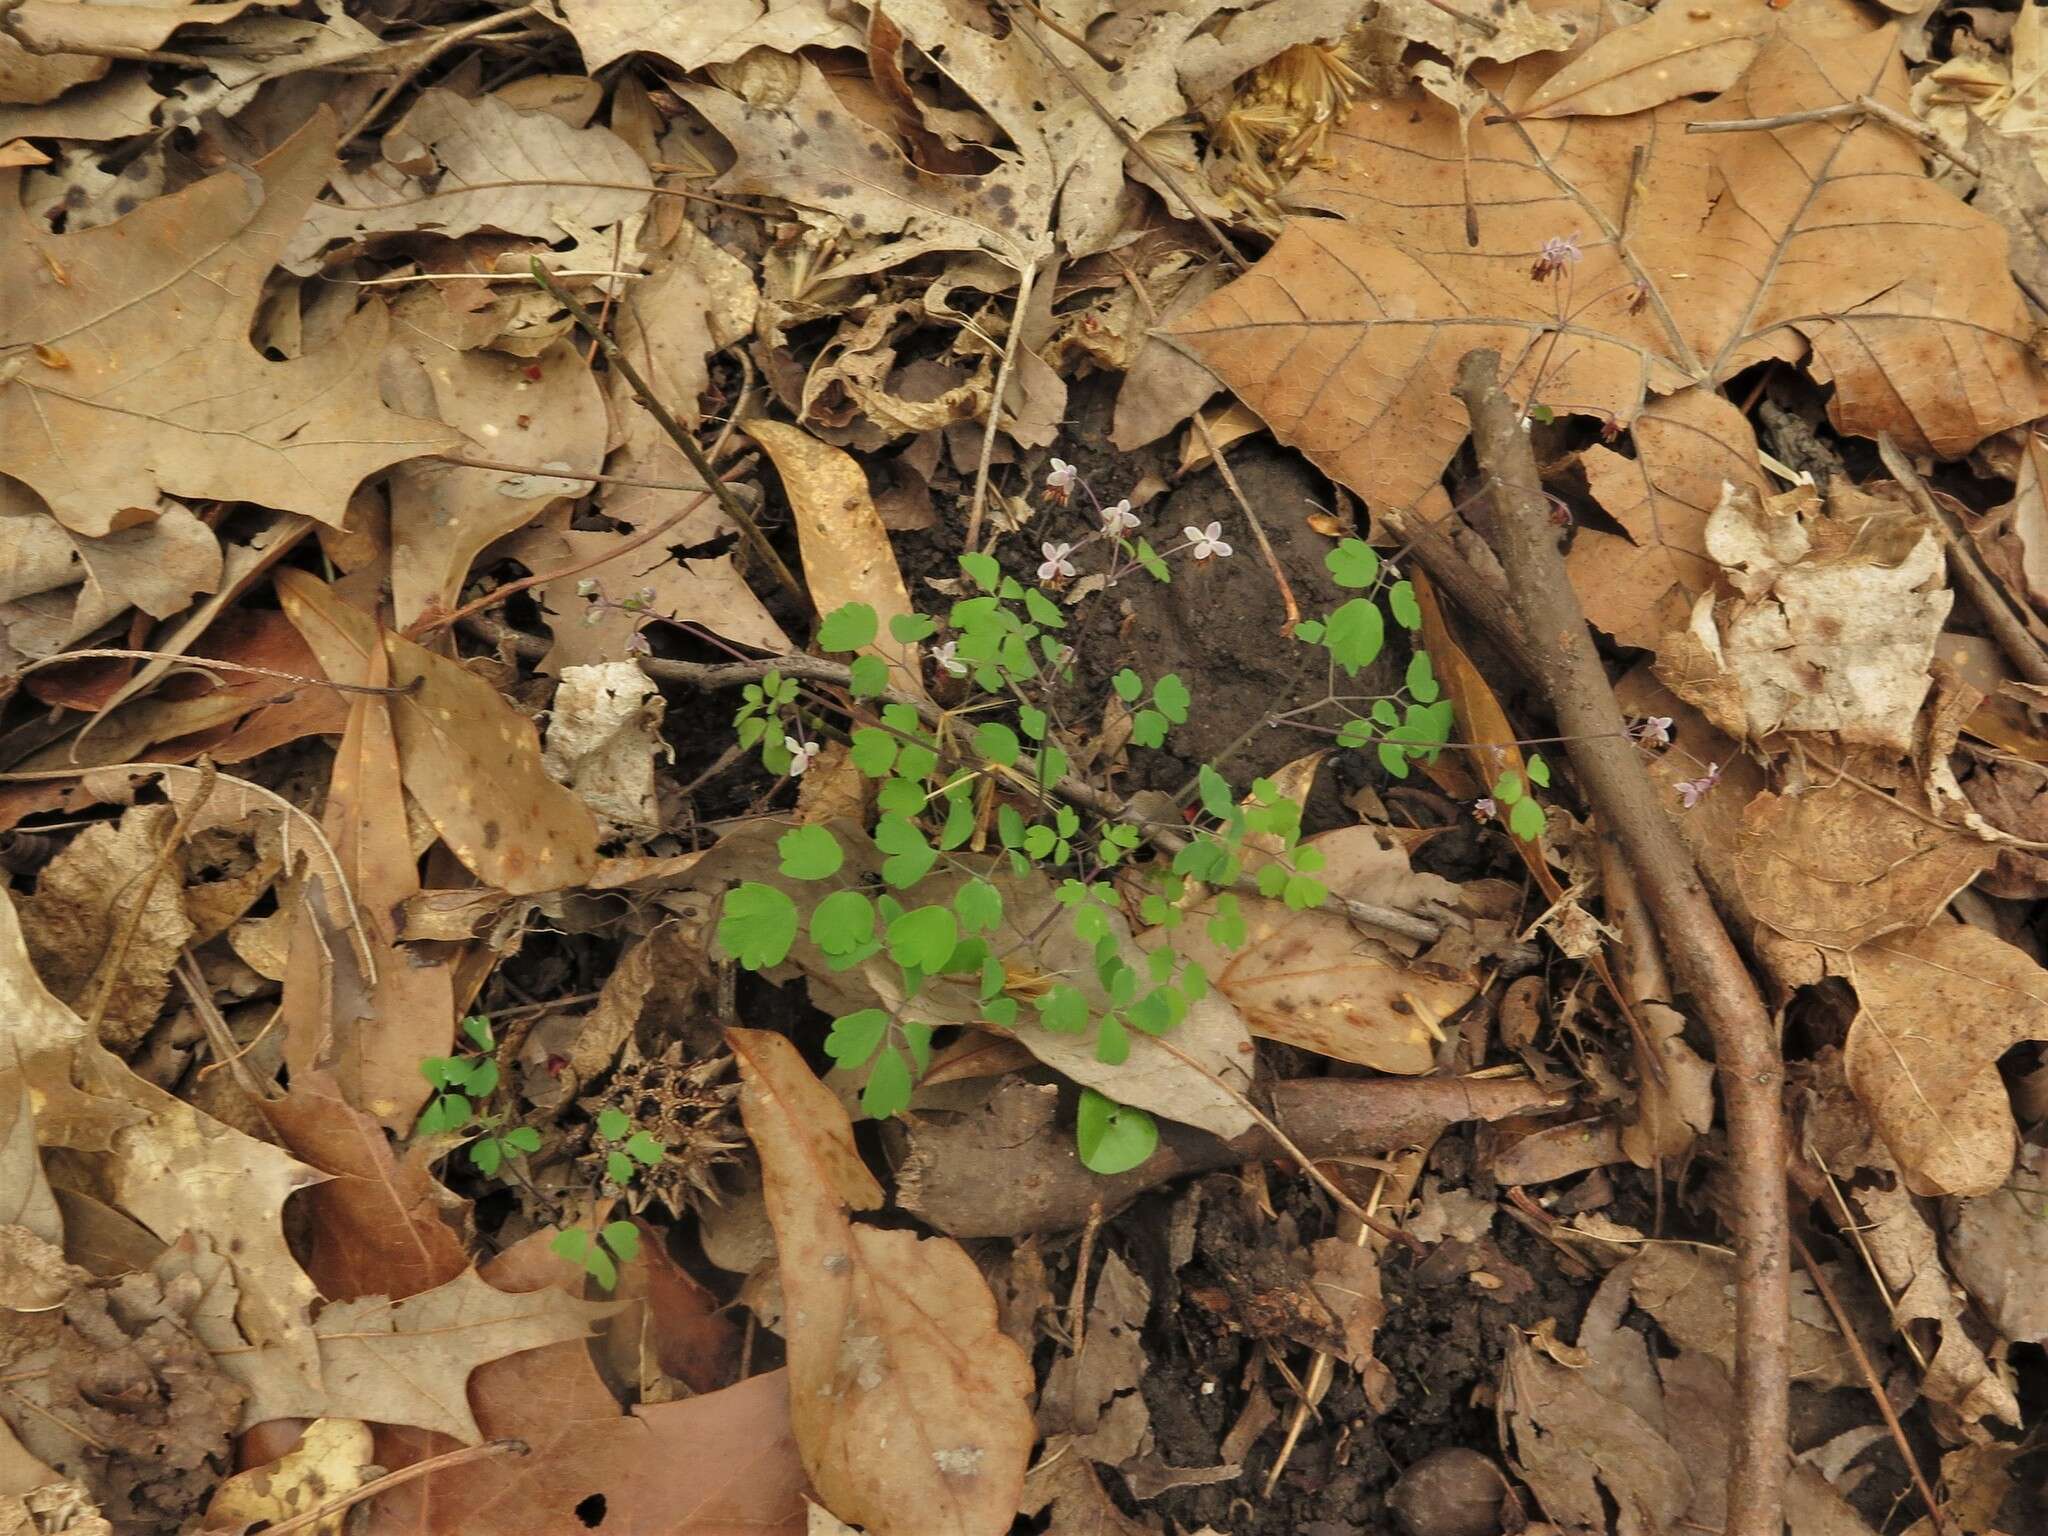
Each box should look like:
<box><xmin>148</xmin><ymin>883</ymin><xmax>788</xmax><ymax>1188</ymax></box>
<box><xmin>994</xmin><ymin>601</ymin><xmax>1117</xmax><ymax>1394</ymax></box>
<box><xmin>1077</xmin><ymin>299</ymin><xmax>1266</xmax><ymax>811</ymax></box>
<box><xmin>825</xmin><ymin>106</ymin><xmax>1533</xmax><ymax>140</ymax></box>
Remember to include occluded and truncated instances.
<box><xmin>1520</xmin><ymin>0</ymin><xmax>1875</xmax><ymax>118</ymax></box>
<box><xmin>364</xmin><ymin>1234</ymin><xmax>809</xmax><ymax>1536</ymax></box>
<box><xmin>276</xmin><ymin>570</ymin><xmax>600</xmax><ymax>893</ymax></box>
<box><xmin>199</xmin><ymin>1418</ymin><xmax>373</xmax><ymax>1536</ymax></box>
<box><xmin>1942</xmin><ymin>1141</ymin><xmax>2048</xmax><ymax>1345</ymax></box>
<box><xmin>743</xmin><ymin>419</ymin><xmax>928</xmax><ymax>697</ymax></box>
<box><xmin>384</xmin><ymin>307</ymin><xmax>606</xmax><ymax>630</ymax></box>
<box><xmin>18</xmin><ymin>802</ymin><xmax>193</xmax><ymax>1051</ymax></box>
<box><xmin>1734</xmin><ymin>782</ymin><xmax>1999</xmax><ymax>952</ymax></box>
<box><xmin>0</xmin><ymin>0</ymin><xmax>260</xmax><ymax>104</ymax></box>
<box><xmin>261</xmin><ymin>1072</ymin><xmax>468</xmax><ymax>1304</ymax></box>
<box><xmin>1656</xmin><ymin>481</ymin><xmax>1953</xmax><ymax>753</ymax></box>
<box><xmin>1165</xmin><ymin>826</ymin><xmax>1473</xmax><ymax>1073</ymax></box>
<box><xmin>187</xmin><ymin>1261</ymin><xmax>610</xmax><ymax>1442</ymax></box>
<box><xmin>553</xmin><ymin>0</ymin><xmax>859</xmax><ymax>74</ymax></box>
<box><xmin>284</xmin><ymin>88</ymin><xmax>650</xmax><ymax>272</ymax></box>
<box><xmin>0</xmin><ymin>1067</ymin><xmax>59</xmax><ymax>1246</ymax></box>
<box><xmin>0</xmin><ymin>109</ymin><xmax>452</xmax><ymax>536</ymax></box>
<box><xmin>729</xmin><ymin>1027</ymin><xmax>1033</xmax><ymax>1536</ymax></box>
<box><xmin>285</xmin><ymin>637</ymin><xmax>455</xmax><ymax>1127</ymax></box>
<box><xmin>1567</xmin><ymin>390</ymin><xmax>1767</xmax><ymax>653</ymax></box>
<box><xmin>1627</xmin><ymin>1245</ymin><xmax>1858</xmax><ymax>1391</ymax></box>
<box><xmin>1844</xmin><ymin>919</ymin><xmax>2048</xmax><ymax>1197</ymax></box>
<box><xmin>1172</xmin><ymin>25</ymin><xmax>2048</xmax><ymax>518</ymax></box>
<box><xmin>1019</xmin><ymin>1445</ymin><xmax>1153</xmax><ymax>1536</ymax></box>
<box><xmin>1037</xmin><ymin>1250</ymin><xmax>1152</xmax><ymax>1467</ymax></box>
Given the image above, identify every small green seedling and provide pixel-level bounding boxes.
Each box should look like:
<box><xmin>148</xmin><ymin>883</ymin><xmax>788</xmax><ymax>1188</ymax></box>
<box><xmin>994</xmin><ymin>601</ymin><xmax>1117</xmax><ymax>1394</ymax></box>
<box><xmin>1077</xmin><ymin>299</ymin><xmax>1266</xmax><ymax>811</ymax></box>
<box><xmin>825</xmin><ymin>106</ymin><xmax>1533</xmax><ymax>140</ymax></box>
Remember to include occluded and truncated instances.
<box><xmin>552</xmin><ymin>1221</ymin><xmax>641</xmax><ymax>1291</ymax></box>
<box><xmin>416</xmin><ymin>1015</ymin><xmax>542</xmax><ymax>1175</ymax></box>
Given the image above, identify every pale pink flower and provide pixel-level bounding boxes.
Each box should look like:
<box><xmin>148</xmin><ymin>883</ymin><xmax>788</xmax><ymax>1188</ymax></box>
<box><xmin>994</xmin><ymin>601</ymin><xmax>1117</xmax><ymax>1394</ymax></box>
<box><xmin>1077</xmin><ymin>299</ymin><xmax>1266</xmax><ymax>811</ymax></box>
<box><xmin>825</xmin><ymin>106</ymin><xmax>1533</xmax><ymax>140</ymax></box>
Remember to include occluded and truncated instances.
<box><xmin>1675</xmin><ymin>762</ymin><xmax>1721</xmax><ymax>809</ymax></box>
<box><xmin>1632</xmin><ymin>716</ymin><xmax>1673</xmax><ymax>747</ymax></box>
<box><xmin>1038</xmin><ymin>541</ymin><xmax>1077</xmax><ymax>581</ymax></box>
<box><xmin>1185</xmin><ymin>521</ymin><xmax>1232</xmax><ymax>560</ymax></box>
<box><xmin>784</xmin><ymin>735</ymin><xmax>820</xmax><ymax>775</ymax></box>
<box><xmin>1101</xmin><ymin>498</ymin><xmax>1140</xmax><ymax>533</ymax></box>
<box><xmin>930</xmin><ymin>639</ymin><xmax>967</xmax><ymax>677</ymax></box>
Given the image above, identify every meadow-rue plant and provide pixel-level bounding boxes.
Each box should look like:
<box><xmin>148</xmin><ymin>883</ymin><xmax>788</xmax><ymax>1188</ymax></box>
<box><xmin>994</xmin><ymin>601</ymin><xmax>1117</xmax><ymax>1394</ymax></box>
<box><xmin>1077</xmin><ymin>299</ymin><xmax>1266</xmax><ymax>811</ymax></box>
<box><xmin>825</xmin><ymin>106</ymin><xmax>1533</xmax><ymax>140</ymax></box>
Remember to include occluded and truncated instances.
<box><xmin>1675</xmin><ymin>762</ymin><xmax>1722</xmax><ymax>809</ymax></box>
<box><xmin>415</xmin><ymin>1014</ymin><xmax>543</xmax><ymax>1176</ymax></box>
<box><xmin>716</xmin><ymin>460</ymin><xmax>1557</xmax><ymax>1175</ymax></box>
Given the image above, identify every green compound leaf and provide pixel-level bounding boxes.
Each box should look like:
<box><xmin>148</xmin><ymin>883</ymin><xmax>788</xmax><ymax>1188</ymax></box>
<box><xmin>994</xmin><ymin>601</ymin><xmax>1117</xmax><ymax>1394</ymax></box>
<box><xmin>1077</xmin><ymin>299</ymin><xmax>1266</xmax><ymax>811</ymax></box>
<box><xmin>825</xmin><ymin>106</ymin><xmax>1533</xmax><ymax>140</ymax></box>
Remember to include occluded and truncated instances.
<box><xmin>902</xmin><ymin>1022</ymin><xmax>933</xmax><ymax>1075</ymax></box>
<box><xmin>889</xmin><ymin>612</ymin><xmax>937</xmax><ymax>644</ymax></box>
<box><xmin>847</xmin><ymin>654</ymin><xmax>889</xmax><ymax>697</ymax></box>
<box><xmin>1324</xmin><ymin>598</ymin><xmax>1385</xmax><ymax>675</ymax></box>
<box><xmin>862</xmin><ymin>1049</ymin><xmax>913</xmax><ymax>1119</ymax></box>
<box><xmin>1510</xmin><ymin>796</ymin><xmax>1547</xmax><ymax>843</ymax></box>
<box><xmin>1153</xmin><ymin>673</ymin><xmax>1191</xmax><ymax>725</ymax></box>
<box><xmin>1389</xmin><ymin>580</ymin><xmax>1422</xmax><ymax>630</ymax></box>
<box><xmin>606</xmin><ymin>1151</ymin><xmax>634</xmax><ymax>1185</ymax></box>
<box><xmin>602</xmin><ymin>1221</ymin><xmax>640</xmax><ymax>1263</ymax></box>
<box><xmin>1492</xmin><ymin>770</ymin><xmax>1524</xmax><ymax>804</ymax></box>
<box><xmin>777</xmin><ymin>823</ymin><xmax>844</xmax><ymax>880</ymax></box>
<box><xmin>1023</xmin><ymin>587</ymin><xmax>1065</xmax><ymax>628</ymax></box>
<box><xmin>718</xmin><ymin>882</ymin><xmax>798</xmax><ymax>969</ymax></box>
<box><xmin>975</xmin><ymin>721</ymin><xmax>1021</xmax><ymax>767</ymax></box>
<box><xmin>597</xmin><ymin>1107</ymin><xmax>631</xmax><ymax>1141</ymax></box>
<box><xmin>1282</xmin><ymin>873</ymin><xmax>1327</xmax><ymax>910</ymax></box>
<box><xmin>1018</xmin><ymin>705</ymin><xmax>1048</xmax><ymax>741</ymax></box>
<box><xmin>1526</xmin><ymin>751</ymin><xmax>1552</xmax><ymax>788</ymax></box>
<box><xmin>1130</xmin><ymin>709</ymin><xmax>1168</xmax><ymax>748</ymax></box>
<box><xmin>811</xmin><ymin>888</ymin><xmax>876</xmax><ymax>954</ymax></box>
<box><xmin>462</xmin><ymin>1015</ymin><xmax>494</xmax><ymax>1051</ymax></box>
<box><xmin>825</xmin><ymin>1007</ymin><xmax>890</xmax><ymax>1068</ymax></box>
<box><xmin>504</xmin><ymin>1126</ymin><xmax>542</xmax><ymax>1154</ymax></box>
<box><xmin>1111</xmin><ymin>667</ymin><xmax>1143</xmax><ymax>702</ymax></box>
<box><xmin>1076</xmin><ymin>1090</ymin><xmax>1158</xmax><ymax>1175</ymax></box>
<box><xmin>1325</xmin><ymin>538</ymin><xmax>1380</xmax><ymax>588</ymax></box>
<box><xmin>1378</xmin><ymin>742</ymin><xmax>1410</xmax><ymax>780</ymax></box>
<box><xmin>1405</xmin><ymin>650</ymin><xmax>1440</xmax><ymax>704</ymax></box>
<box><xmin>586</xmin><ymin>1247</ymin><xmax>618</xmax><ymax>1290</ymax></box>
<box><xmin>953</xmin><ymin>879</ymin><xmax>1003</xmax><ymax>935</ymax></box>
<box><xmin>958</xmin><ymin>551</ymin><xmax>1000</xmax><ymax>590</ymax></box>
<box><xmin>624</xmin><ymin>1131</ymin><xmax>664</xmax><ymax>1165</ymax></box>
<box><xmin>1293</xmin><ymin>618</ymin><xmax>1325</xmax><ymax>643</ymax></box>
<box><xmin>886</xmin><ymin>905</ymin><xmax>958</xmax><ymax>970</ymax></box>
<box><xmin>1336</xmin><ymin>719</ymin><xmax>1371</xmax><ymax>749</ymax></box>
<box><xmin>874</xmin><ymin>814</ymin><xmax>938</xmax><ymax>887</ymax></box>
<box><xmin>849</xmin><ymin>727</ymin><xmax>897</xmax><ymax>777</ymax></box>
<box><xmin>472</xmin><ymin>1138</ymin><xmax>504</xmax><ymax>1176</ymax></box>
<box><xmin>1371</xmin><ymin>697</ymin><xmax>1400</xmax><ymax>727</ymax></box>
<box><xmin>817</xmin><ymin>602</ymin><xmax>878</xmax><ymax>652</ymax></box>
<box><xmin>551</xmin><ymin>1228</ymin><xmax>589</xmax><ymax>1264</ymax></box>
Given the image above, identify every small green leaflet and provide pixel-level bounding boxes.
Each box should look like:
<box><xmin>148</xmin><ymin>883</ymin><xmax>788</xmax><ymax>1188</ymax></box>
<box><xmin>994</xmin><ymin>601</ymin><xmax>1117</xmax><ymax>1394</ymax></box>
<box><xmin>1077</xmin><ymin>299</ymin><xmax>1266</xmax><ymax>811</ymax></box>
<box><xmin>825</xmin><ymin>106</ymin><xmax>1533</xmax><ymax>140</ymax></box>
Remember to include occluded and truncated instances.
<box><xmin>718</xmin><ymin>883</ymin><xmax>797</xmax><ymax>969</ymax></box>
<box><xmin>777</xmin><ymin>824</ymin><xmax>843</xmax><ymax>879</ymax></box>
<box><xmin>817</xmin><ymin>602</ymin><xmax>878</xmax><ymax>651</ymax></box>
<box><xmin>1510</xmin><ymin>796</ymin><xmax>1546</xmax><ymax>842</ymax></box>
<box><xmin>825</xmin><ymin>1008</ymin><xmax>889</xmax><ymax>1067</ymax></box>
<box><xmin>811</xmin><ymin>888</ymin><xmax>875</xmax><ymax>954</ymax></box>
<box><xmin>886</xmin><ymin>905</ymin><xmax>958</xmax><ymax>970</ymax></box>
<box><xmin>1325</xmin><ymin>539</ymin><xmax>1380</xmax><ymax>588</ymax></box>
<box><xmin>889</xmin><ymin>612</ymin><xmax>937</xmax><ymax>644</ymax></box>
<box><xmin>1075</xmin><ymin>1090</ymin><xmax>1157</xmax><ymax>1175</ymax></box>
<box><xmin>862</xmin><ymin>1049</ymin><xmax>913</xmax><ymax>1119</ymax></box>
<box><xmin>1323</xmin><ymin>598</ymin><xmax>1384</xmax><ymax>674</ymax></box>
<box><xmin>1153</xmin><ymin>674</ymin><xmax>1190</xmax><ymax>724</ymax></box>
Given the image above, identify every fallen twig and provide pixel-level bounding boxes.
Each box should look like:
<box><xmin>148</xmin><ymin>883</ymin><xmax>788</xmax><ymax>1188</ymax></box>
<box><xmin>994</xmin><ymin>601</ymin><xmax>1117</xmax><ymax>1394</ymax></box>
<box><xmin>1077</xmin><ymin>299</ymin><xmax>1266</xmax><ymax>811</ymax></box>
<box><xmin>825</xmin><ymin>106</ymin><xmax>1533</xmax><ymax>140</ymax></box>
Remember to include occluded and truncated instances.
<box><xmin>1452</xmin><ymin>348</ymin><xmax>1789</xmax><ymax>1536</ymax></box>
<box><xmin>965</xmin><ymin>257</ymin><xmax>1040</xmax><ymax>552</ymax></box>
<box><xmin>1192</xmin><ymin>408</ymin><xmax>1301</xmax><ymax>630</ymax></box>
<box><xmin>1687</xmin><ymin>93</ymin><xmax>1980</xmax><ymax>179</ymax></box>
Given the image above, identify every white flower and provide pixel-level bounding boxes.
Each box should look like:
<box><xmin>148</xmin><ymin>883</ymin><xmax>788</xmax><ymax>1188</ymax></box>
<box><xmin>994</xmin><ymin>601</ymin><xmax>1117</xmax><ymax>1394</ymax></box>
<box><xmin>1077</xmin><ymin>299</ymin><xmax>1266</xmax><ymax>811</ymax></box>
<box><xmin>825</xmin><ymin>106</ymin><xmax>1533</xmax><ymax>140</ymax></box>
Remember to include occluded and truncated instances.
<box><xmin>1473</xmin><ymin>797</ymin><xmax>1497</xmax><ymax>824</ymax></box>
<box><xmin>1185</xmin><ymin>521</ymin><xmax>1233</xmax><ymax>560</ymax></box>
<box><xmin>1101</xmin><ymin>498</ymin><xmax>1139</xmax><ymax>533</ymax></box>
<box><xmin>1675</xmin><ymin>762</ymin><xmax>1721</xmax><ymax>809</ymax></box>
<box><xmin>930</xmin><ymin>639</ymin><xmax>968</xmax><ymax>677</ymax></box>
<box><xmin>784</xmin><ymin>735</ymin><xmax>820</xmax><ymax>775</ymax></box>
<box><xmin>1038</xmin><ymin>541</ymin><xmax>1077</xmax><ymax>581</ymax></box>
<box><xmin>1046</xmin><ymin>457</ymin><xmax>1077</xmax><ymax>492</ymax></box>
<box><xmin>1632</xmin><ymin>715</ymin><xmax>1673</xmax><ymax>747</ymax></box>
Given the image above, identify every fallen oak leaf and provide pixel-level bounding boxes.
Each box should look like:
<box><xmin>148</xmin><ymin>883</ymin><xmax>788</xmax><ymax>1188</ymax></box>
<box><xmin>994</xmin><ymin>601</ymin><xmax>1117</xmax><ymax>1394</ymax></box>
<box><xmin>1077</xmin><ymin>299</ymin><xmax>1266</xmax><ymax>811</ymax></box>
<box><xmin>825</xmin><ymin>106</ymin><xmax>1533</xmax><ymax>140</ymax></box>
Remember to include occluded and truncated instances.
<box><xmin>729</xmin><ymin>1027</ymin><xmax>1033</xmax><ymax>1536</ymax></box>
<box><xmin>0</xmin><ymin>108</ymin><xmax>453</xmax><ymax>535</ymax></box>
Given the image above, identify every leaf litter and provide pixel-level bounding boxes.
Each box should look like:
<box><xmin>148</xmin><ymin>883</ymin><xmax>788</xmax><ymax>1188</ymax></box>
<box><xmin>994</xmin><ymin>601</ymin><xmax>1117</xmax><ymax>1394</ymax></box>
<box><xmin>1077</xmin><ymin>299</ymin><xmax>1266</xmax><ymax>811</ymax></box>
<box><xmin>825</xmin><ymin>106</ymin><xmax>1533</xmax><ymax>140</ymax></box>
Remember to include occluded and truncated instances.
<box><xmin>3</xmin><ymin>0</ymin><xmax>2048</xmax><ymax>1533</ymax></box>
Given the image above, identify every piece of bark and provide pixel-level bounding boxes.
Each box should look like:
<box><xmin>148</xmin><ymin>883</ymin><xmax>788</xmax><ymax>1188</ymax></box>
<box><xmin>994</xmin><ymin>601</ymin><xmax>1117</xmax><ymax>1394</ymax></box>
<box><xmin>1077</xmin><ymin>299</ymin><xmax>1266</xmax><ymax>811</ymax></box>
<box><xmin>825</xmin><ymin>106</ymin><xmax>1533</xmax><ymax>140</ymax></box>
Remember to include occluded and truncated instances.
<box><xmin>893</xmin><ymin>1075</ymin><xmax>1566</xmax><ymax>1237</ymax></box>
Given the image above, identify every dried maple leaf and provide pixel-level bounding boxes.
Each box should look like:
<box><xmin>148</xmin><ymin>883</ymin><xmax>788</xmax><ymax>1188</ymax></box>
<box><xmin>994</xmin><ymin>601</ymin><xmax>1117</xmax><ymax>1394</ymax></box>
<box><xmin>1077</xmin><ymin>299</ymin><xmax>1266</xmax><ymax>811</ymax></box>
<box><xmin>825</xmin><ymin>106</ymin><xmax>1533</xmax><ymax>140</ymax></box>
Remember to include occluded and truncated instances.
<box><xmin>0</xmin><ymin>109</ymin><xmax>452</xmax><ymax>536</ymax></box>
<box><xmin>729</xmin><ymin>1027</ymin><xmax>1034</xmax><ymax>1536</ymax></box>
<box><xmin>1172</xmin><ymin>24</ymin><xmax>2048</xmax><ymax>518</ymax></box>
<box><xmin>552</xmin><ymin>0</ymin><xmax>858</xmax><ymax>74</ymax></box>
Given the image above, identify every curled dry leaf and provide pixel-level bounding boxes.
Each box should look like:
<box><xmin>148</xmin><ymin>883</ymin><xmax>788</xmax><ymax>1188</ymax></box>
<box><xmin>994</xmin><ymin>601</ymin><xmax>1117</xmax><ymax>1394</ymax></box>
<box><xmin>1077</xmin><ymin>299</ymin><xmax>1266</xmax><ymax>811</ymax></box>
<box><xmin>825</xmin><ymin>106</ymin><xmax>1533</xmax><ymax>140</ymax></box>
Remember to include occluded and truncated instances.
<box><xmin>1627</xmin><ymin>1245</ymin><xmax>1858</xmax><ymax>1391</ymax></box>
<box><xmin>1655</xmin><ymin>481</ymin><xmax>1954</xmax><ymax>753</ymax></box>
<box><xmin>552</xmin><ymin>0</ymin><xmax>860</xmax><ymax>74</ymax></box>
<box><xmin>199</xmin><ymin>1417</ymin><xmax>373</xmax><ymax>1536</ymax></box>
<box><xmin>276</xmin><ymin>570</ymin><xmax>600</xmax><ymax>893</ymax></box>
<box><xmin>729</xmin><ymin>1028</ymin><xmax>1033</xmax><ymax>1536</ymax></box>
<box><xmin>1944</xmin><ymin>1141</ymin><xmax>2048</xmax><ymax>1345</ymax></box>
<box><xmin>1171</xmin><ymin>24</ymin><xmax>2048</xmax><ymax>518</ymax></box>
<box><xmin>284</xmin><ymin>88</ymin><xmax>650</xmax><ymax>272</ymax></box>
<box><xmin>541</xmin><ymin>662</ymin><xmax>667</xmax><ymax>835</ymax></box>
<box><xmin>0</xmin><ymin>109</ymin><xmax>453</xmax><ymax>536</ymax></box>
<box><xmin>1844</xmin><ymin>919</ymin><xmax>2048</xmax><ymax>1197</ymax></box>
